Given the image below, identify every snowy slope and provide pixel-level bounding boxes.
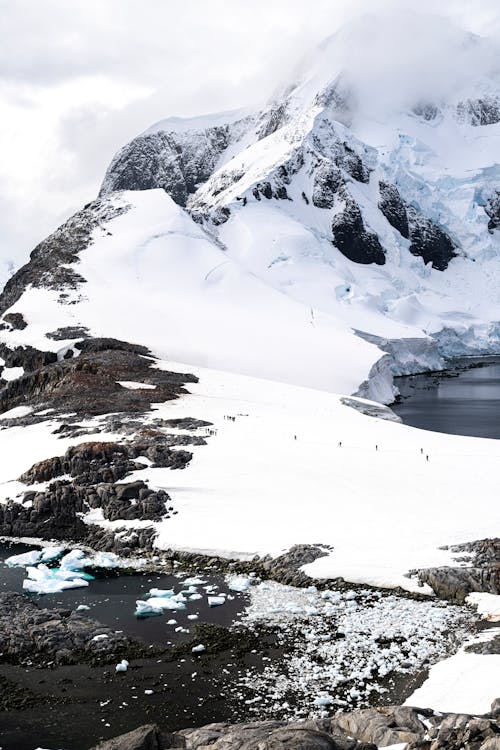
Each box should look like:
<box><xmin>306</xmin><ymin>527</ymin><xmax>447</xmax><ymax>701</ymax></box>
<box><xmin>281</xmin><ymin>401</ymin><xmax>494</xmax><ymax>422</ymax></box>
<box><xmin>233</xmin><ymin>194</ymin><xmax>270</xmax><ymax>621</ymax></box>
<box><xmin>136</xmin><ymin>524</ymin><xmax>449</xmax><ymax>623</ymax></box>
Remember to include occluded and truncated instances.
<box><xmin>0</xmin><ymin>15</ymin><xmax>499</xmax><ymax>587</ymax></box>
<box><xmin>2</xmin><ymin>18</ymin><xmax>500</xmax><ymax>400</ymax></box>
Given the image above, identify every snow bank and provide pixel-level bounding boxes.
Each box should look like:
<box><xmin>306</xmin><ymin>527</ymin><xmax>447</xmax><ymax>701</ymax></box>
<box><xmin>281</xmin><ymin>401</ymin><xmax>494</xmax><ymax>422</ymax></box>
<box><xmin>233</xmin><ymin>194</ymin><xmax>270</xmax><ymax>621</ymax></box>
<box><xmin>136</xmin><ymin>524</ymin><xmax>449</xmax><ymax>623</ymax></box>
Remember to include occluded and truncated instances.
<box><xmin>405</xmin><ymin>631</ymin><xmax>500</xmax><ymax>714</ymax></box>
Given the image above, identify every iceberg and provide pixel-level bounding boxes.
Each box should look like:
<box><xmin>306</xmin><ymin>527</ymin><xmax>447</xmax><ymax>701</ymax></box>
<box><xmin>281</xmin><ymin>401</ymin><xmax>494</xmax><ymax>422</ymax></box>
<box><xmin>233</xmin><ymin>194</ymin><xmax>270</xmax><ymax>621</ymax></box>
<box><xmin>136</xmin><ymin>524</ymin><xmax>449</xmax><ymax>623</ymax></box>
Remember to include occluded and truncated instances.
<box><xmin>40</xmin><ymin>546</ymin><xmax>65</xmax><ymax>562</ymax></box>
<box><xmin>227</xmin><ymin>575</ymin><xmax>252</xmax><ymax>593</ymax></box>
<box><xmin>208</xmin><ymin>595</ymin><xmax>226</xmax><ymax>607</ymax></box>
<box><xmin>21</xmin><ymin>563</ymin><xmax>91</xmax><ymax>594</ymax></box>
<box><xmin>135</xmin><ymin>597</ymin><xmax>186</xmax><ymax>617</ymax></box>
<box><xmin>5</xmin><ymin>550</ymin><xmax>42</xmax><ymax>567</ymax></box>
<box><xmin>148</xmin><ymin>588</ymin><xmax>174</xmax><ymax>598</ymax></box>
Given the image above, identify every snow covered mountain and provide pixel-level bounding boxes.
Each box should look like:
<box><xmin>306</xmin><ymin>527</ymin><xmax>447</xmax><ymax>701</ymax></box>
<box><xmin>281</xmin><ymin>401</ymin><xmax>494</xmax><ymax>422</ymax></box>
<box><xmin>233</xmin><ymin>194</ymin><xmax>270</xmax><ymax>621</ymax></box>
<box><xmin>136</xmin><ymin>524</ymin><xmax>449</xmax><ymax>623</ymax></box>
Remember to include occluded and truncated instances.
<box><xmin>0</xmin><ymin>18</ymin><xmax>499</xmax><ymax>723</ymax></box>
<box><xmin>2</xmin><ymin>17</ymin><xmax>500</xmax><ymax>403</ymax></box>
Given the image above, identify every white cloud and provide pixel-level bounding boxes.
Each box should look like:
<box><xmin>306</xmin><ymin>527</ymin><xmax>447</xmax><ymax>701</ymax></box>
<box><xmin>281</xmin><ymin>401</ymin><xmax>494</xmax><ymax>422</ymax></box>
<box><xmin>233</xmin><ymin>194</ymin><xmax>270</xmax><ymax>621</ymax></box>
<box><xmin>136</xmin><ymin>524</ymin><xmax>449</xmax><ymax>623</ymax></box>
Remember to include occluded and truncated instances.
<box><xmin>0</xmin><ymin>0</ymin><xmax>499</xmax><ymax>279</ymax></box>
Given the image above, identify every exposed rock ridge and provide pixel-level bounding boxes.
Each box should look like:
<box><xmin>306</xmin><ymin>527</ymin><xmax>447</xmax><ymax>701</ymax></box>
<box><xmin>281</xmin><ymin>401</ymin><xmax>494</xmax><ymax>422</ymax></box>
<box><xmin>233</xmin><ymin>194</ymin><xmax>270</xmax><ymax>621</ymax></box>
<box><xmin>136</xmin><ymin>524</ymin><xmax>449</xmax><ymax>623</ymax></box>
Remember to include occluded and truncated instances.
<box><xmin>90</xmin><ymin>701</ymin><xmax>500</xmax><ymax>750</ymax></box>
<box><xmin>0</xmin><ymin>199</ymin><xmax>127</xmax><ymax>317</ymax></box>
<box><xmin>378</xmin><ymin>181</ymin><xmax>457</xmax><ymax>270</ymax></box>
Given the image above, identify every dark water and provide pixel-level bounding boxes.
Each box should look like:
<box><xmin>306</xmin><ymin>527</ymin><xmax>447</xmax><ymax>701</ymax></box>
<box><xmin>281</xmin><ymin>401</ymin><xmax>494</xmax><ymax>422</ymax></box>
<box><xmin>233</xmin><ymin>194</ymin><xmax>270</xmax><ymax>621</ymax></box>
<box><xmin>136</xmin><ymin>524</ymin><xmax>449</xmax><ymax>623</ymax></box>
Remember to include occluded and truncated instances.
<box><xmin>0</xmin><ymin>546</ymin><xmax>264</xmax><ymax>750</ymax></box>
<box><xmin>392</xmin><ymin>357</ymin><xmax>500</xmax><ymax>439</ymax></box>
<box><xmin>0</xmin><ymin>541</ymin><xmax>246</xmax><ymax>645</ymax></box>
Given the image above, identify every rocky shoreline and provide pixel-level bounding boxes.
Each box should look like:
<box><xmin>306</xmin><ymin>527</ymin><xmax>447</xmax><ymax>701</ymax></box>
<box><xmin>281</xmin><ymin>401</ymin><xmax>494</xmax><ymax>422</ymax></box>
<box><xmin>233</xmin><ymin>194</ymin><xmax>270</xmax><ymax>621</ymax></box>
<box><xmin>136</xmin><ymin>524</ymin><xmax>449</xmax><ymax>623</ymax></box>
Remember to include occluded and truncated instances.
<box><xmin>90</xmin><ymin>702</ymin><xmax>500</xmax><ymax>750</ymax></box>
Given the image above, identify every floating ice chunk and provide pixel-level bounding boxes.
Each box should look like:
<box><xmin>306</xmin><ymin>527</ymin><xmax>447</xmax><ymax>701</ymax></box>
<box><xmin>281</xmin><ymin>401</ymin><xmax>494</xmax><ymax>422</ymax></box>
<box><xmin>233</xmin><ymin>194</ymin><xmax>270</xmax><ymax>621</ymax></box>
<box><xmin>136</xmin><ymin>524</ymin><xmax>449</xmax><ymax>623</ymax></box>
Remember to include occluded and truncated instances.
<box><xmin>192</xmin><ymin>644</ymin><xmax>206</xmax><ymax>653</ymax></box>
<box><xmin>313</xmin><ymin>693</ymin><xmax>333</xmax><ymax>707</ymax></box>
<box><xmin>40</xmin><ymin>546</ymin><xmax>65</xmax><ymax>562</ymax></box>
<box><xmin>91</xmin><ymin>634</ymin><xmax>109</xmax><ymax>642</ymax></box>
<box><xmin>227</xmin><ymin>575</ymin><xmax>252</xmax><ymax>593</ymax></box>
<box><xmin>23</xmin><ymin>577</ymin><xmax>89</xmax><ymax>594</ymax></box>
<box><xmin>135</xmin><ymin>597</ymin><xmax>186</xmax><ymax>617</ymax></box>
<box><xmin>166</xmin><ymin>619</ymin><xmax>177</xmax><ymax>625</ymax></box>
<box><xmin>6</xmin><ymin>550</ymin><xmax>42</xmax><ymax>567</ymax></box>
<box><xmin>22</xmin><ymin>564</ymin><xmax>90</xmax><ymax>594</ymax></box>
<box><xmin>77</xmin><ymin>604</ymin><xmax>91</xmax><ymax>611</ymax></box>
<box><xmin>208</xmin><ymin>595</ymin><xmax>225</xmax><ymax>607</ymax></box>
<box><xmin>60</xmin><ymin>550</ymin><xmax>91</xmax><ymax>570</ymax></box>
<box><xmin>144</xmin><ymin>689</ymin><xmax>154</xmax><ymax>694</ymax></box>
<box><xmin>115</xmin><ymin>659</ymin><xmax>129</xmax><ymax>672</ymax></box>
<box><xmin>189</xmin><ymin>593</ymin><xmax>203</xmax><ymax>601</ymax></box>
<box><xmin>148</xmin><ymin>588</ymin><xmax>174</xmax><ymax>598</ymax></box>
<box><xmin>187</xmin><ymin>614</ymin><xmax>199</xmax><ymax>620</ymax></box>
<box><xmin>184</xmin><ymin>577</ymin><xmax>207</xmax><ymax>585</ymax></box>
<box><xmin>135</xmin><ymin>600</ymin><xmax>163</xmax><ymax>617</ymax></box>
<box><xmin>172</xmin><ymin>593</ymin><xmax>187</xmax><ymax>604</ymax></box>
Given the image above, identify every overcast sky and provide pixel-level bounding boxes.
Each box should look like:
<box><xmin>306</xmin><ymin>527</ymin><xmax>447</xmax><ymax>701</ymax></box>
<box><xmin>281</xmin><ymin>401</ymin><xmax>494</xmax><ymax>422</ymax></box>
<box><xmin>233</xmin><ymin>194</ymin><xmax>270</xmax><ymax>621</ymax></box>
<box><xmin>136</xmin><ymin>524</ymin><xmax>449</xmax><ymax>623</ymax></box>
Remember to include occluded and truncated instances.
<box><xmin>1</xmin><ymin>0</ymin><xmax>499</xmax><ymax>284</ymax></box>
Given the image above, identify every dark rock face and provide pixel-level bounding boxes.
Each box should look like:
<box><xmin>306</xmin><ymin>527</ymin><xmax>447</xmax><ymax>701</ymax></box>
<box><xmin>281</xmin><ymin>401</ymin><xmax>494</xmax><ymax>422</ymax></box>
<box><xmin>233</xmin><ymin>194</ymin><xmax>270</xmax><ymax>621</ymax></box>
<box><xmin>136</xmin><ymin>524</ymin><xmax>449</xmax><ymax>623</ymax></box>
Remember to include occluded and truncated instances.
<box><xmin>0</xmin><ymin>338</ymin><xmax>197</xmax><ymax>419</ymax></box>
<box><xmin>0</xmin><ymin>483</ymin><xmax>161</xmax><ymax>551</ymax></box>
<box><xmin>0</xmin><ymin>483</ymin><xmax>88</xmax><ymax>540</ymax></box>
<box><xmin>257</xmin><ymin>103</ymin><xmax>288</xmax><ymax>140</ymax></box>
<box><xmin>0</xmin><ymin>199</ymin><xmax>127</xmax><ymax>317</ymax></box>
<box><xmin>457</xmin><ymin>96</ymin><xmax>500</xmax><ymax>126</ymax></box>
<box><xmin>417</xmin><ymin>538</ymin><xmax>500</xmax><ymax>601</ymax></box>
<box><xmin>485</xmin><ymin>191</ymin><xmax>500</xmax><ymax>232</ymax></box>
<box><xmin>332</xmin><ymin>200</ymin><xmax>386</xmax><ymax>265</ymax></box>
<box><xmin>0</xmin><ymin>343</ymin><xmax>57</xmax><ymax>373</ymax></box>
<box><xmin>378</xmin><ymin>182</ymin><xmax>410</xmax><ymax>239</ymax></box>
<box><xmin>312</xmin><ymin>164</ymin><xmax>343</xmax><ymax>209</ymax></box>
<box><xmin>378</xmin><ymin>181</ymin><xmax>457</xmax><ymax>270</ymax></box>
<box><xmin>0</xmin><ymin>592</ymin><xmax>140</xmax><ymax>666</ymax></box>
<box><xmin>412</xmin><ymin>101</ymin><xmax>440</xmax><ymax>121</ymax></box>
<box><xmin>407</xmin><ymin>208</ymin><xmax>457</xmax><ymax>271</ymax></box>
<box><xmin>1</xmin><ymin>429</ymin><xmax>198</xmax><ymax>538</ymax></box>
<box><xmin>46</xmin><ymin>325</ymin><xmax>91</xmax><ymax>341</ymax></box>
<box><xmin>20</xmin><ymin>437</ymin><xmax>195</xmax><ymax>486</ymax></box>
<box><xmin>336</xmin><ymin>143</ymin><xmax>370</xmax><ymax>184</ymax></box>
<box><xmin>99</xmin><ymin>126</ymin><xmax>237</xmax><ymax>206</ymax></box>
<box><xmin>3</xmin><ymin>312</ymin><xmax>27</xmax><ymax>330</ymax></box>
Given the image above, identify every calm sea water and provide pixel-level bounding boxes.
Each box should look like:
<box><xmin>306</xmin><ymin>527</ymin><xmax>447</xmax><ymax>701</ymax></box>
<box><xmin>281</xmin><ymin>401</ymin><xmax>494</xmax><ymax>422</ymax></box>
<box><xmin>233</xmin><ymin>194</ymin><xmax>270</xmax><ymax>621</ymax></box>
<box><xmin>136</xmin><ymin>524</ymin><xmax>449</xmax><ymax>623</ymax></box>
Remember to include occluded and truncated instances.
<box><xmin>392</xmin><ymin>357</ymin><xmax>500</xmax><ymax>439</ymax></box>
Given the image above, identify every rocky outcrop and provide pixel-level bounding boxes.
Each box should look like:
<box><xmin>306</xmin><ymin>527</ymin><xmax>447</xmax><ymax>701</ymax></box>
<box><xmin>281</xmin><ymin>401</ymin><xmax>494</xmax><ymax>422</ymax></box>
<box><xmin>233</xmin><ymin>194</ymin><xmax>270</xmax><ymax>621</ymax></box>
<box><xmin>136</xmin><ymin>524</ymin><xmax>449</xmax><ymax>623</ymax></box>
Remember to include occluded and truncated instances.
<box><xmin>99</xmin><ymin>123</ymin><xmax>245</xmax><ymax>206</ymax></box>
<box><xmin>0</xmin><ymin>342</ymin><xmax>57</xmax><ymax>372</ymax></box>
<box><xmin>1</xmin><ymin>428</ymin><xmax>199</xmax><ymax>538</ymax></box>
<box><xmin>0</xmin><ymin>592</ymin><xmax>142</xmax><ymax>665</ymax></box>
<box><xmin>312</xmin><ymin>163</ymin><xmax>343</xmax><ymax>209</ymax></box>
<box><xmin>20</xmin><ymin>437</ymin><xmax>195</xmax><ymax>485</ymax></box>
<box><xmin>407</xmin><ymin>208</ymin><xmax>457</xmax><ymax>271</ymax></box>
<box><xmin>0</xmin><ymin>338</ymin><xmax>197</xmax><ymax>419</ymax></box>
<box><xmin>485</xmin><ymin>191</ymin><xmax>500</xmax><ymax>232</ymax></box>
<box><xmin>90</xmin><ymin>703</ymin><xmax>500</xmax><ymax>750</ymax></box>
<box><xmin>332</xmin><ymin>199</ymin><xmax>386</xmax><ymax>265</ymax></box>
<box><xmin>91</xmin><ymin>720</ymin><xmax>376</xmax><ymax>750</ymax></box>
<box><xmin>378</xmin><ymin>182</ymin><xmax>457</xmax><ymax>270</ymax></box>
<box><xmin>0</xmin><ymin>199</ymin><xmax>127</xmax><ymax>317</ymax></box>
<box><xmin>378</xmin><ymin>182</ymin><xmax>410</xmax><ymax>238</ymax></box>
<box><xmin>417</xmin><ymin>538</ymin><xmax>500</xmax><ymax>601</ymax></box>
<box><xmin>457</xmin><ymin>96</ymin><xmax>500</xmax><ymax>126</ymax></box>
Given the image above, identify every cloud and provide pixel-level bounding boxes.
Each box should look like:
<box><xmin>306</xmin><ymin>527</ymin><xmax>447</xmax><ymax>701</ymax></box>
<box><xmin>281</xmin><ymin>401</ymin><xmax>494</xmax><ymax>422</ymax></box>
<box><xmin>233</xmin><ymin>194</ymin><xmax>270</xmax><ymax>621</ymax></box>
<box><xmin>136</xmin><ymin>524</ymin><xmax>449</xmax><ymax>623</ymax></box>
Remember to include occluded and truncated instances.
<box><xmin>0</xmin><ymin>0</ymin><xmax>499</xmax><ymax>279</ymax></box>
